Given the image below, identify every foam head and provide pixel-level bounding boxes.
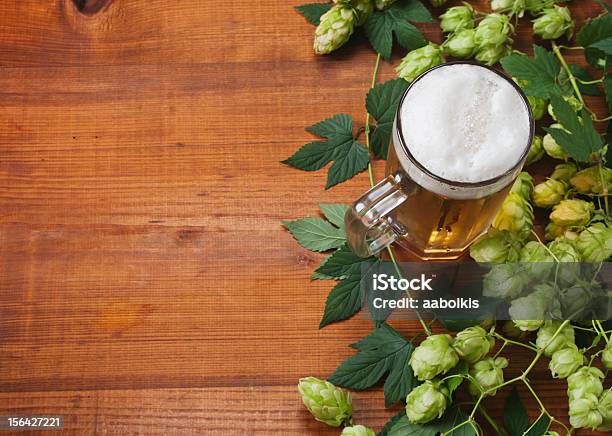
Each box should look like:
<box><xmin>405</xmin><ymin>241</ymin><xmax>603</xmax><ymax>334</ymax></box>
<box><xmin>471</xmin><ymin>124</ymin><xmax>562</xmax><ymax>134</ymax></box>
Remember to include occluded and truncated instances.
<box><xmin>398</xmin><ymin>63</ymin><xmax>531</xmax><ymax>184</ymax></box>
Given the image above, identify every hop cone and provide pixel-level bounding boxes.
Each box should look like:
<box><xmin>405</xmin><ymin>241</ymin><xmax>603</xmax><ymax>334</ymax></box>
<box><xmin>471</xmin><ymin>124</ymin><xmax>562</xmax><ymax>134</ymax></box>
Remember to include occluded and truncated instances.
<box><xmin>570</xmin><ymin>166</ymin><xmax>612</xmax><ymax>194</ymax></box>
<box><xmin>575</xmin><ymin>223</ymin><xmax>612</xmax><ymax>262</ymax></box>
<box><xmin>549</xmin><ymin>345</ymin><xmax>584</xmax><ymax>379</ymax></box>
<box><xmin>468</xmin><ymin>357</ymin><xmax>508</xmax><ymax>396</ymax></box>
<box><xmin>569</xmin><ymin>393</ymin><xmax>603</xmax><ymax>430</ymax></box>
<box><xmin>341</xmin><ymin>425</ymin><xmax>375</xmax><ymax>436</ymax></box>
<box><xmin>551</xmin><ymin>163</ymin><xmax>577</xmax><ymax>182</ymax></box>
<box><xmin>532</xmin><ymin>179</ymin><xmax>567</xmax><ymax>208</ymax></box>
<box><xmin>545</xmin><ymin>221</ymin><xmax>569</xmax><ymax>241</ymax></box>
<box><xmin>298</xmin><ymin>377</ymin><xmax>352</xmax><ymax>427</ymax></box>
<box><xmin>483</xmin><ymin>263</ymin><xmax>528</xmax><ymax>299</ymax></box>
<box><xmin>474</xmin><ymin>14</ymin><xmax>514</xmax><ymax>48</ymax></box>
<box><xmin>548</xmin><ymin>237</ymin><xmax>581</xmax><ymax>285</ymax></box>
<box><xmin>409</xmin><ymin>334</ymin><xmax>459</xmax><ymax>381</ymax></box>
<box><xmin>513</xmin><ymin>319</ymin><xmax>544</xmax><ymax>332</ymax></box>
<box><xmin>533</xmin><ymin>6</ymin><xmax>574</xmax><ymax>39</ymax></box>
<box><xmin>493</xmin><ymin>192</ymin><xmax>534</xmax><ymax>240</ymax></box>
<box><xmin>598</xmin><ymin>389</ymin><xmax>612</xmax><ymax>431</ymax></box>
<box><xmin>526</xmin><ymin>135</ymin><xmax>545</xmax><ymax>165</ymax></box>
<box><xmin>550</xmin><ymin>199</ymin><xmax>594</xmax><ymax>227</ymax></box>
<box><xmin>536</xmin><ymin>320</ymin><xmax>575</xmax><ymax>357</ymax></box>
<box><xmin>405</xmin><ymin>381</ymin><xmax>449</xmax><ymax>424</ymax></box>
<box><xmin>509</xmin><ymin>284</ymin><xmax>557</xmax><ymax>330</ymax></box>
<box><xmin>452</xmin><ymin>326</ymin><xmax>494</xmax><ymax>363</ymax></box>
<box><xmin>543</xmin><ymin>127</ymin><xmax>569</xmax><ymax>160</ymax></box>
<box><xmin>439</xmin><ymin>4</ymin><xmax>475</xmax><ymax>33</ymax></box>
<box><xmin>470</xmin><ymin>228</ymin><xmax>522</xmax><ymax>264</ymax></box>
<box><xmin>475</xmin><ymin>44</ymin><xmax>511</xmax><ymax>66</ymax></box>
<box><xmin>396</xmin><ymin>43</ymin><xmax>444</xmax><ymax>82</ymax></box>
<box><xmin>335</xmin><ymin>0</ymin><xmax>373</xmax><ymax>25</ymax></box>
<box><xmin>602</xmin><ymin>341</ymin><xmax>612</xmax><ymax>370</ymax></box>
<box><xmin>492</xmin><ymin>0</ymin><xmax>527</xmax><ymax>18</ymax></box>
<box><xmin>314</xmin><ymin>5</ymin><xmax>357</xmax><ymax>55</ymax></box>
<box><xmin>526</xmin><ymin>0</ymin><xmax>562</xmax><ymax>15</ymax></box>
<box><xmin>567</xmin><ymin>366</ymin><xmax>604</xmax><ymax>400</ymax></box>
<box><xmin>519</xmin><ymin>241</ymin><xmax>555</xmax><ymax>281</ymax></box>
<box><xmin>444</xmin><ymin>29</ymin><xmax>477</xmax><ymax>58</ymax></box>
<box><xmin>511</xmin><ymin>172</ymin><xmax>534</xmax><ymax>200</ymax></box>
<box><xmin>375</xmin><ymin>0</ymin><xmax>396</xmax><ymax>10</ymax></box>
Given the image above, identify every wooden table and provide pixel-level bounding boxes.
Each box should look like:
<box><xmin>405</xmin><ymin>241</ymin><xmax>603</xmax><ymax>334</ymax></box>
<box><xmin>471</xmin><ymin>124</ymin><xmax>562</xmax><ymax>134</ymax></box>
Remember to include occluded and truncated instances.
<box><xmin>0</xmin><ymin>0</ymin><xmax>608</xmax><ymax>434</ymax></box>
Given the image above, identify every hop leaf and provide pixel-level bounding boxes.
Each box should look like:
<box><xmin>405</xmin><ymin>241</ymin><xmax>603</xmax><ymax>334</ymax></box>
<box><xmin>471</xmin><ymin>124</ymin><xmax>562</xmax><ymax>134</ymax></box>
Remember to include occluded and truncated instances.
<box><xmin>366</xmin><ymin>79</ymin><xmax>409</xmax><ymax>159</ymax></box>
<box><xmin>500</xmin><ymin>45</ymin><xmax>562</xmax><ymax>98</ymax></box>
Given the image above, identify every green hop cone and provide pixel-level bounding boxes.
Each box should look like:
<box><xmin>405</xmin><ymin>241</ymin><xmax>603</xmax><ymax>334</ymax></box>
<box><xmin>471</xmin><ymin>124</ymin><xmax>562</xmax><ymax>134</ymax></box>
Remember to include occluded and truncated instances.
<box><xmin>545</xmin><ymin>221</ymin><xmax>569</xmax><ymax>241</ymax></box>
<box><xmin>536</xmin><ymin>320</ymin><xmax>575</xmax><ymax>357</ymax></box>
<box><xmin>475</xmin><ymin>43</ymin><xmax>511</xmax><ymax>66</ymax></box>
<box><xmin>409</xmin><ymin>334</ymin><xmax>459</xmax><ymax>381</ymax></box>
<box><xmin>396</xmin><ymin>43</ymin><xmax>444</xmax><ymax>82</ymax></box>
<box><xmin>483</xmin><ymin>263</ymin><xmax>528</xmax><ymax>299</ymax></box>
<box><xmin>335</xmin><ymin>0</ymin><xmax>373</xmax><ymax>25</ymax></box>
<box><xmin>374</xmin><ymin>0</ymin><xmax>396</xmax><ymax>10</ymax></box>
<box><xmin>314</xmin><ymin>5</ymin><xmax>357</xmax><ymax>55</ymax></box>
<box><xmin>526</xmin><ymin>135</ymin><xmax>545</xmax><ymax>165</ymax></box>
<box><xmin>405</xmin><ymin>380</ymin><xmax>449</xmax><ymax>424</ymax></box>
<box><xmin>452</xmin><ymin>326</ymin><xmax>494</xmax><ymax>363</ymax></box>
<box><xmin>298</xmin><ymin>377</ymin><xmax>352</xmax><ymax>427</ymax></box>
<box><xmin>475</xmin><ymin>13</ymin><xmax>514</xmax><ymax>48</ymax></box>
<box><xmin>549</xmin><ymin>345</ymin><xmax>584</xmax><ymax>379</ymax></box>
<box><xmin>569</xmin><ymin>393</ymin><xmax>603</xmax><ymax>430</ymax></box>
<box><xmin>468</xmin><ymin>356</ymin><xmax>508</xmax><ymax>396</ymax></box>
<box><xmin>550</xmin><ymin>199</ymin><xmax>594</xmax><ymax>227</ymax></box>
<box><xmin>567</xmin><ymin>366</ymin><xmax>604</xmax><ymax>400</ymax></box>
<box><xmin>439</xmin><ymin>3</ymin><xmax>475</xmax><ymax>33</ymax></box>
<box><xmin>543</xmin><ymin>128</ymin><xmax>569</xmax><ymax>160</ymax></box>
<box><xmin>470</xmin><ymin>228</ymin><xmax>522</xmax><ymax>264</ymax></box>
<box><xmin>513</xmin><ymin>319</ymin><xmax>544</xmax><ymax>331</ymax></box>
<box><xmin>551</xmin><ymin>163</ymin><xmax>577</xmax><ymax>182</ymax></box>
<box><xmin>492</xmin><ymin>0</ymin><xmax>528</xmax><ymax>16</ymax></box>
<box><xmin>548</xmin><ymin>237</ymin><xmax>581</xmax><ymax>285</ymax></box>
<box><xmin>492</xmin><ymin>192</ymin><xmax>534</xmax><ymax>240</ymax></box>
<box><xmin>519</xmin><ymin>241</ymin><xmax>555</xmax><ymax>280</ymax></box>
<box><xmin>576</xmin><ymin>223</ymin><xmax>612</xmax><ymax>263</ymax></box>
<box><xmin>532</xmin><ymin>179</ymin><xmax>567</xmax><ymax>208</ymax></box>
<box><xmin>598</xmin><ymin>389</ymin><xmax>612</xmax><ymax>431</ymax></box>
<box><xmin>602</xmin><ymin>342</ymin><xmax>612</xmax><ymax>370</ymax></box>
<box><xmin>528</xmin><ymin>95</ymin><xmax>548</xmax><ymax>120</ymax></box>
<box><xmin>511</xmin><ymin>172</ymin><xmax>534</xmax><ymax>200</ymax></box>
<box><xmin>570</xmin><ymin>166</ymin><xmax>612</xmax><ymax>194</ymax></box>
<box><xmin>533</xmin><ymin>6</ymin><xmax>574</xmax><ymax>39</ymax></box>
<box><xmin>341</xmin><ymin>425</ymin><xmax>376</xmax><ymax>436</ymax></box>
<box><xmin>509</xmin><ymin>284</ymin><xmax>558</xmax><ymax>330</ymax></box>
<box><xmin>503</xmin><ymin>320</ymin><xmax>528</xmax><ymax>338</ymax></box>
<box><xmin>548</xmin><ymin>95</ymin><xmax>583</xmax><ymax>122</ymax></box>
<box><xmin>444</xmin><ymin>29</ymin><xmax>477</xmax><ymax>58</ymax></box>
<box><xmin>560</xmin><ymin>280</ymin><xmax>596</xmax><ymax>319</ymax></box>
<box><xmin>526</xmin><ymin>0</ymin><xmax>560</xmax><ymax>15</ymax></box>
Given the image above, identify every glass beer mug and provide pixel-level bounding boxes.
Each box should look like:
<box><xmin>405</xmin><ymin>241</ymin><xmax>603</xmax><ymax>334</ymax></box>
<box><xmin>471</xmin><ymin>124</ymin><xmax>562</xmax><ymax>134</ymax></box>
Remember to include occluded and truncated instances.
<box><xmin>345</xmin><ymin>62</ymin><xmax>534</xmax><ymax>259</ymax></box>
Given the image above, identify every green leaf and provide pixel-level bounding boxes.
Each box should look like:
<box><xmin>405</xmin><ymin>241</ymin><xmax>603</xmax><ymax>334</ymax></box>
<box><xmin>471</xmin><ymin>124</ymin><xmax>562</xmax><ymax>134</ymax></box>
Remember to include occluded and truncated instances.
<box><xmin>389</xmin><ymin>406</ymin><xmax>476</xmax><ymax>436</ymax></box>
<box><xmin>596</xmin><ymin>0</ymin><xmax>612</xmax><ymax>12</ymax></box>
<box><xmin>366</xmin><ymin>79</ymin><xmax>409</xmax><ymax>159</ymax></box>
<box><xmin>329</xmin><ymin>323</ymin><xmax>415</xmax><ymax>407</ymax></box>
<box><xmin>312</xmin><ymin>243</ymin><xmax>368</xmax><ymax>280</ymax></box>
<box><xmin>566</xmin><ymin>64</ymin><xmax>602</xmax><ymax>96</ymax></box>
<box><xmin>319</xmin><ymin>203</ymin><xmax>349</xmax><ymax>229</ymax></box>
<box><xmin>500</xmin><ymin>46</ymin><xmax>562</xmax><ymax>98</ymax></box>
<box><xmin>503</xmin><ymin>387</ymin><xmax>528</xmax><ymax>436</ymax></box>
<box><xmin>591</xmin><ymin>36</ymin><xmax>612</xmax><ymax>55</ymax></box>
<box><xmin>445</xmin><ymin>360</ymin><xmax>469</xmax><ymax>396</ymax></box>
<box><xmin>364</xmin><ymin>0</ymin><xmax>429</xmax><ymax>60</ymax></box>
<box><xmin>544</xmin><ymin>96</ymin><xmax>604</xmax><ymax>162</ymax></box>
<box><xmin>604</xmin><ymin>73</ymin><xmax>612</xmax><ymax>113</ymax></box>
<box><xmin>525</xmin><ymin>415</ymin><xmax>551</xmax><ymax>436</ymax></box>
<box><xmin>378</xmin><ymin>411</ymin><xmax>408</xmax><ymax>436</ymax></box>
<box><xmin>283</xmin><ymin>114</ymin><xmax>370</xmax><ymax>189</ymax></box>
<box><xmin>283</xmin><ymin>217</ymin><xmax>345</xmax><ymax>252</ymax></box>
<box><xmin>295</xmin><ymin>3</ymin><xmax>332</xmax><ymax>25</ymax></box>
<box><xmin>577</xmin><ymin>14</ymin><xmax>612</xmax><ymax>69</ymax></box>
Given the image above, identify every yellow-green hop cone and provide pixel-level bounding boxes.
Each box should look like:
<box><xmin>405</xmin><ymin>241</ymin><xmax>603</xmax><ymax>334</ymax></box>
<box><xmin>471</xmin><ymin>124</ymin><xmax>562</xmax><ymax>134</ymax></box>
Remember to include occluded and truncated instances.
<box><xmin>468</xmin><ymin>357</ymin><xmax>508</xmax><ymax>396</ymax></box>
<box><xmin>548</xmin><ymin>95</ymin><xmax>582</xmax><ymax>122</ymax></box>
<box><xmin>409</xmin><ymin>334</ymin><xmax>459</xmax><ymax>381</ymax></box>
<box><xmin>569</xmin><ymin>393</ymin><xmax>603</xmax><ymax>430</ymax></box>
<box><xmin>602</xmin><ymin>342</ymin><xmax>612</xmax><ymax>370</ymax></box>
<box><xmin>528</xmin><ymin>95</ymin><xmax>548</xmax><ymax>120</ymax></box>
<box><xmin>341</xmin><ymin>425</ymin><xmax>375</xmax><ymax>436</ymax></box>
<box><xmin>405</xmin><ymin>381</ymin><xmax>449</xmax><ymax>424</ymax></box>
<box><xmin>550</xmin><ymin>162</ymin><xmax>577</xmax><ymax>182</ymax></box>
<box><xmin>511</xmin><ymin>172</ymin><xmax>534</xmax><ymax>200</ymax></box>
<box><xmin>549</xmin><ymin>345</ymin><xmax>584</xmax><ymax>379</ymax></box>
<box><xmin>548</xmin><ymin>237</ymin><xmax>580</xmax><ymax>261</ymax></box>
<box><xmin>519</xmin><ymin>241</ymin><xmax>555</xmax><ymax>280</ymax></box>
<box><xmin>375</xmin><ymin>0</ymin><xmax>397</xmax><ymax>10</ymax></box>
<box><xmin>532</xmin><ymin>179</ymin><xmax>567</xmax><ymax>208</ymax></box>
<box><xmin>526</xmin><ymin>0</ymin><xmax>560</xmax><ymax>15</ymax></box>
<box><xmin>536</xmin><ymin>320</ymin><xmax>575</xmax><ymax>357</ymax></box>
<box><xmin>545</xmin><ymin>221</ymin><xmax>568</xmax><ymax>241</ymax></box>
<box><xmin>335</xmin><ymin>0</ymin><xmax>373</xmax><ymax>25</ymax></box>
<box><xmin>483</xmin><ymin>263</ymin><xmax>528</xmax><ymax>299</ymax></box>
<box><xmin>439</xmin><ymin>3</ymin><xmax>475</xmax><ymax>33</ymax></box>
<box><xmin>452</xmin><ymin>326</ymin><xmax>494</xmax><ymax>363</ymax></box>
<box><xmin>298</xmin><ymin>377</ymin><xmax>352</xmax><ymax>427</ymax></box>
<box><xmin>550</xmin><ymin>199</ymin><xmax>594</xmax><ymax>227</ymax></box>
<box><xmin>533</xmin><ymin>6</ymin><xmax>574</xmax><ymax>39</ymax></box>
<box><xmin>509</xmin><ymin>284</ymin><xmax>557</xmax><ymax>331</ymax></box>
<box><xmin>492</xmin><ymin>192</ymin><xmax>534</xmax><ymax>240</ymax></box>
<box><xmin>470</xmin><ymin>228</ymin><xmax>522</xmax><ymax>263</ymax></box>
<box><xmin>475</xmin><ymin>43</ymin><xmax>511</xmax><ymax>66</ymax></box>
<box><xmin>597</xmin><ymin>389</ymin><xmax>612</xmax><ymax>431</ymax></box>
<box><xmin>543</xmin><ymin>128</ymin><xmax>569</xmax><ymax>160</ymax></box>
<box><xmin>492</xmin><ymin>0</ymin><xmax>527</xmax><ymax>17</ymax></box>
<box><xmin>475</xmin><ymin>13</ymin><xmax>514</xmax><ymax>48</ymax></box>
<box><xmin>314</xmin><ymin>5</ymin><xmax>357</xmax><ymax>55</ymax></box>
<box><xmin>513</xmin><ymin>319</ymin><xmax>544</xmax><ymax>331</ymax></box>
<box><xmin>396</xmin><ymin>43</ymin><xmax>444</xmax><ymax>82</ymax></box>
<box><xmin>567</xmin><ymin>366</ymin><xmax>604</xmax><ymax>400</ymax></box>
<box><xmin>525</xmin><ymin>135</ymin><xmax>545</xmax><ymax>165</ymax></box>
<box><xmin>575</xmin><ymin>223</ymin><xmax>612</xmax><ymax>262</ymax></box>
<box><xmin>570</xmin><ymin>165</ymin><xmax>612</xmax><ymax>194</ymax></box>
<box><xmin>444</xmin><ymin>29</ymin><xmax>477</xmax><ymax>58</ymax></box>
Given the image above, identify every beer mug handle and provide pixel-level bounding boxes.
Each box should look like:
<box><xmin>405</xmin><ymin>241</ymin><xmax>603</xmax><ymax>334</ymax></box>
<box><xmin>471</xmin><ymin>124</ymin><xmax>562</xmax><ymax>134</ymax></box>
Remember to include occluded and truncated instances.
<box><xmin>344</xmin><ymin>173</ymin><xmax>408</xmax><ymax>257</ymax></box>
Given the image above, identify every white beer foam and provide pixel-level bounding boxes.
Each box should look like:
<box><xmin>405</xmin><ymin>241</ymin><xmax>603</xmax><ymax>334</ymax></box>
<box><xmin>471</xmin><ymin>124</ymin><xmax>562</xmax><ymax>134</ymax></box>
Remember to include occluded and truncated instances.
<box><xmin>399</xmin><ymin>64</ymin><xmax>530</xmax><ymax>184</ymax></box>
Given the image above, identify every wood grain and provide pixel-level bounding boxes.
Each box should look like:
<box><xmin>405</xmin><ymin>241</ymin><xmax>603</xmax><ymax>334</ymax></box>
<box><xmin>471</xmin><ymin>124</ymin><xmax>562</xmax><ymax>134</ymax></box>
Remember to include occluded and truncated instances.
<box><xmin>0</xmin><ymin>0</ymin><xmax>608</xmax><ymax>434</ymax></box>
